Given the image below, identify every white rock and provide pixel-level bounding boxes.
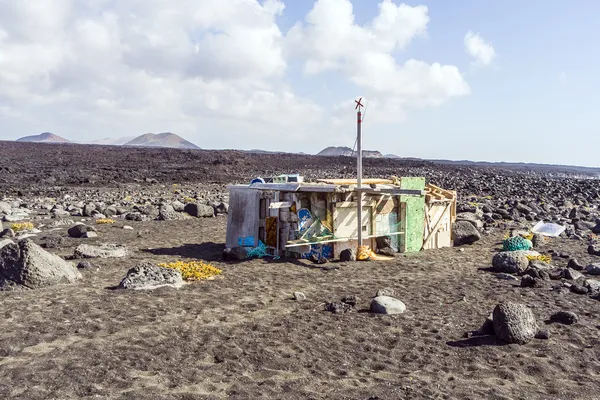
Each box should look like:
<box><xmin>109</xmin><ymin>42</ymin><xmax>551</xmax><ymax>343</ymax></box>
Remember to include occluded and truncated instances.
<box><xmin>370</xmin><ymin>296</ymin><xmax>406</xmax><ymax>315</ymax></box>
<box><xmin>0</xmin><ymin>239</ymin><xmax>14</xmax><ymax>249</ymax></box>
<box><xmin>123</xmin><ymin>226</ymin><xmax>134</xmax><ymax>230</ymax></box>
<box><xmin>293</xmin><ymin>292</ymin><xmax>306</xmax><ymax>301</ymax></box>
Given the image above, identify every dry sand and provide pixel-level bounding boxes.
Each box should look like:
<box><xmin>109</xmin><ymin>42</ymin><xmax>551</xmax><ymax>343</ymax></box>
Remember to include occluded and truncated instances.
<box><xmin>0</xmin><ymin>217</ymin><xmax>599</xmax><ymax>399</ymax></box>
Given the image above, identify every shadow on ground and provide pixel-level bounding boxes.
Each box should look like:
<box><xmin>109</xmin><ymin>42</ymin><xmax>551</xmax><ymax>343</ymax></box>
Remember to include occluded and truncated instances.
<box><xmin>446</xmin><ymin>335</ymin><xmax>506</xmax><ymax>348</ymax></box>
<box><xmin>142</xmin><ymin>242</ymin><xmax>226</xmax><ymax>261</ymax></box>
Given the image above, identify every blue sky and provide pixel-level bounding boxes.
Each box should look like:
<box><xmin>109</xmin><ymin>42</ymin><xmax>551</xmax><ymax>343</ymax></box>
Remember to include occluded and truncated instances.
<box><xmin>0</xmin><ymin>0</ymin><xmax>598</xmax><ymax>167</ymax></box>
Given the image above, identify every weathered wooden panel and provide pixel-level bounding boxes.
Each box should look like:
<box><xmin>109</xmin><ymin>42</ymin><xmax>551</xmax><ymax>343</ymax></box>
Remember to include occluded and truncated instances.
<box><xmin>398</xmin><ymin>177</ymin><xmax>425</xmax><ymax>253</ymax></box>
<box><xmin>226</xmin><ymin>188</ymin><xmax>260</xmax><ymax>248</ymax></box>
<box><xmin>333</xmin><ymin>205</ymin><xmax>373</xmax><ymax>239</ymax></box>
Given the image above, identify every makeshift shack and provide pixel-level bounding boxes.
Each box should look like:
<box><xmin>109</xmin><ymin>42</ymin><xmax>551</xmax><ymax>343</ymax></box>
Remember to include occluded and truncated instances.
<box><xmin>226</xmin><ymin>176</ymin><xmax>456</xmax><ymax>260</ymax></box>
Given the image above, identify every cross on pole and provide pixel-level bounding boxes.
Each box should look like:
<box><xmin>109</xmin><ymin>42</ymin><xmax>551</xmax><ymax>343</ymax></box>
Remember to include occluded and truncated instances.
<box><xmin>355</xmin><ymin>97</ymin><xmax>363</xmax><ymax>249</ymax></box>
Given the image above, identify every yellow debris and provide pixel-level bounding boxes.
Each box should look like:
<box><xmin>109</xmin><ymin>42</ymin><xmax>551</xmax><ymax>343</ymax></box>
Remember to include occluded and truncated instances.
<box><xmin>158</xmin><ymin>261</ymin><xmax>222</xmax><ymax>281</ymax></box>
<box><xmin>11</xmin><ymin>222</ymin><xmax>34</xmax><ymax>232</ymax></box>
<box><xmin>95</xmin><ymin>218</ymin><xmax>116</xmax><ymax>224</ymax></box>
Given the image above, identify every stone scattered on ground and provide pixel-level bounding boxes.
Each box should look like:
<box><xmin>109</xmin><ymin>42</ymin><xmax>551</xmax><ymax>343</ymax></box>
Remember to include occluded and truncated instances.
<box><xmin>585</xmin><ymin>264</ymin><xmax>600</xmax><ymax>275</ymax></box>
<box><xmin>567</xmin><ymin>258</ymin><xmax>585</xmax><ymax>271</ymax></box>
<box><xmin>531</xmin><ymin>233</ymin><xmax>545</xmax><ymax>247</ymax></box>
<box><xmin>496</xmin><ymin>273</ymin><xmax>519</xmax><ymax>281</ymax></box>
<box><xmin>324</xmin><ymin>301</ymin><xmax>353</xmax><ymax>314</ymax></box>
<box><xmin>588</xmin><ymin>245</ymin><xmax>600</xmax><ymax>256</ymax></box>
<box><xmin>77</xmin><ymin>260</ymin><xmax>96</xmax><ymax>269</ymax></box>
<box><xmin>339</xmin><ymin>248</ymin><xmax>356</xmax><ymax>262</ymax></box>
<box><xmin>370</xmin><ymin>296</ymin><xmax>407</xmax><ymax>315</ymax></box>
<box><xmin>492</xmin><ymin>302</ymin><xmax>538</xmax><ymax>345</ymax></box>
<box><xmin>520</xmin><ymin>275</ymin><xmax>545</xmax><ymax>288</ymax></box>
<box><xmin>563</xmin><ymin>268</ymin><xmax>584</xmax><ymax>280</ymax></box>
<box><xmin>0</xmin><ymin>228</ymin><xmax>15</xmax><ymax>238</ymax></box>
<box><xmin>74</xmin><ymin>244</ymin><xmax>128</xmax><ymax>259</ymax></box>
<box><xmin>570</xmin><ymin>284</ymin><xmax>589</xmax><ymax>295</ymax></box>
<box><xmin>376</xmin><ymin>288</ymin><xmax>395</xmax><ymax>297</ymax></box>
<box><xmin>0</xmin><ymin>239</ymin><xmax>81</xmax><ymax>290</ymax></box>
<box><xmin>43</xmin><ymin>235</ymin><xmax>67</xmax><ymax>249</ymax></box>
<box><xmin>117</xmin><ymin>262</ymin><xmax>183</xmax><ymax>290</ymax></box>
<box><xmin>549</xmin><ymin>311</ymin><xmax>579</xmax><ymax>325</ymax></box>
<box><xmin>293</xmin><ymin>292</ymin><xmax>306</xmax><ymax>301</ymax></box>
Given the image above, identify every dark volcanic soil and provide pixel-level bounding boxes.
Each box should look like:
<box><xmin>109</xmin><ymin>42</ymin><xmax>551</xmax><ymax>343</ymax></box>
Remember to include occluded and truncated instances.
<box><xmin>0</xmin><ymin>142</ymin><xmax>599</xmax><ymax>399</ymax></box>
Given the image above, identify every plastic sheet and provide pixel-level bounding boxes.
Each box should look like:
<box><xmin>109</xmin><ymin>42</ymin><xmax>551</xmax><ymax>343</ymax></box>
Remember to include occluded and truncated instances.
<box><xmin>531</xmin><ymin>221</ymin><xmax>566</xmax><ymax>237</ymax></box>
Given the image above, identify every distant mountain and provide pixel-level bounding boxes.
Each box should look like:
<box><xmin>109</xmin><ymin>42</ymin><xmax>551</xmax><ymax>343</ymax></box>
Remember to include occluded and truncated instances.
<box><xmin>123</xmin><ymin>132</ymin><xmax>200</xmax><ymax>149</ymax></box>
<box><xmin>87</xmin><ymin>136</ymin><xmax>136</xmax><ymax>146</ymax></box>
<box><xmin>317</xmin><ymin>146</ymin><xmax>384</xmax><ymax>158</ymax></box>
<box><xmin>16</xmin><ymin>132</ymin><xmax>71</xmax><ymax>143</ymax></box>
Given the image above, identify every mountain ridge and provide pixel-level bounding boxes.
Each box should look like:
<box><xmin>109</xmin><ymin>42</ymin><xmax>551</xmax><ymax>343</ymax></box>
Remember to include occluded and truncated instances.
<box><xmin>16</xmin><ymin>132</ymin><xmax>71</xmax><ymax>143</ymax></box>
<box><xmin>123</xmin><ymin>132</ymin><xmax>200</xmax><ymax>149</ymax></box>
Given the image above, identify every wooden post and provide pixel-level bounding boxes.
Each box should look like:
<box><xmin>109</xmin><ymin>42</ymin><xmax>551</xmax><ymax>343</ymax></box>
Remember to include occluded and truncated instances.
<box><xmin>356</xmin><ymin>106</ymin><xmax>363</xmax><ymax>247</ymax></box>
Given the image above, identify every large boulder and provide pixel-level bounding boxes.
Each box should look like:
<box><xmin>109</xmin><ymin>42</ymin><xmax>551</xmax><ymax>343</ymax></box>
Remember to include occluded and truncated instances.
<box><xmin>68</xmin><ymin>223</ymin><xmax>88</xmax><ymax>238</ymax></box>
<box><xmin>0</xmin><ymin>240</ymin><xmax>81</xmax><ymax>290</ymax></box>
<box><xmin>492</xmin><ymin>251</ymin><xmax>530</xmax><ymax>274</ymax></box>
<box><xmin>158</xmin><ymin>209</ymin><xmax>186</xmax><ymax>221</ymax></box>
<box><xmin>172</xmin><ymin>200</ymin><xmax>185</xmax><ymax>212</ymax></box>
<box><xmin>370</xmin><ymin>296</ymin><xmax>406</xmax><ymax>315</ymax></box>
<box><xmin>492</xmin><ymin>302</ymin><xmax>538</xmax><ymax>344</ymax></box>
<box><xmin>456</xmin><ymin>212</ymin><xmax>484</xmax><ymax>229</ymax></box>
<box><xmin>452</xmin><ymin>221</ymin><xmax>481</xmax><ymax>246</ymax></box>
<box><xmin>117</xmin><ymin>262</ymin><xmax>183</xmax><ymax>290</ymax></box>
<box><xmin>74</xmin><ymin>244</ymin><xmax>128</xmax><ymax>259</ymax></box>
<box><xmin>184</xmin><ymin>203</ymin><xmax>215</xmax><ymax>218</ymax></box>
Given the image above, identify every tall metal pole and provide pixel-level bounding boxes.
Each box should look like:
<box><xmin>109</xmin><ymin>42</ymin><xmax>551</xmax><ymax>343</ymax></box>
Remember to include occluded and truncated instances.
<box><xmin>356</xmin><ymin>104</ymin><xmax>363</xmax><ymax>248</ymax></box>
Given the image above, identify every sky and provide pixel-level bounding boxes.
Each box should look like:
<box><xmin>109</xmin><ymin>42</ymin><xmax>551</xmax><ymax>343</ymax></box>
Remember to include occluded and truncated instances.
<box><xmin>0</xmin><ymin>0</ymin><xmax>598</xmax><ymax>167</ymax></box>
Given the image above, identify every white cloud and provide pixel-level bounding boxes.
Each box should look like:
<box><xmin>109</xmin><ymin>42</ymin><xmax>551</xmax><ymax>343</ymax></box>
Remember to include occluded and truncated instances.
<box><xmin>464</xmin><ymin>31</ymin><xmax>496</xmax><ymax>66</ymax></box>
<box><xmin>0</xmin><ymin>0</ymin><xmax>473</xmax><ymax>150</ymax></box>
<box><xmin>286</xmin><ymin>0</ymin><xmax>469</xmax><ymax>123</ymax></box>
<box><xmin>0</xmin><ymin>0</ymin><xmax>322</xmax><ymax>147</ymax></box>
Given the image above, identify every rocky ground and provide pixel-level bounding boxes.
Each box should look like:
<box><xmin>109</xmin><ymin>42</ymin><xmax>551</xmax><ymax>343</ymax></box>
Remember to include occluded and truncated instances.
<box><xmin>0</xmin><ymin>142</ymin><xmax>599</xmax><ymax>399</ymax></box>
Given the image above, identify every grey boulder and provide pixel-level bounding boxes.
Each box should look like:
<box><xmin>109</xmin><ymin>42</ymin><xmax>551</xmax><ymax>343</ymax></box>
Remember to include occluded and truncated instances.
<box><xmin>456</xmin><ymin>212</ymin><xmax>484</xmax><ymax>229</ymax></box>
<box><xmin>184</xmin><ymin>203</ymin><xmax>215</xmax><ymax>218</ymax></box>
<box><xmin>68</xmin><ymin>224</ymin><xmax>88</xmax><ymax>238</ymax></box>
<box><xmin>340</xmin><ymin>248</ymin><xmax>357</xmax><ymax>262</ymax></box>
<box><xmin>118</xmin><ymin>262</ymin><xmax>183</xmax><ymax>290</ymax></box>
<box><xmin>370</xmin><ymin>296</ymin><xmax>406</xmax><ymax>315</ymax></box>
<box><xmin>492</xmin><ymin>302</ymin><xmax>538</xmax><ymax>344</ymax></box>
<box><xmin>0</xmin><ymin>240</ymin><xmax>81</xmax><ymax>290</ymax></box>
<box><xmin>452</xmin><ymin>221</ymin><xmax>481</xmax><ymax>246</ymax></box>
<box><xmin>492</xmin><ymin>251</ymin><xmax>530</xmax><ymax>274</ymax></box>
<box><xmin>74</xmin><ymin>244</ymin><xmax>128</xmax><ymax>259</ymax></box>
<box><xmin>585</xmin><ymin>264</ymin><xmax>600</xmax><ymax>275</ymax></box>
